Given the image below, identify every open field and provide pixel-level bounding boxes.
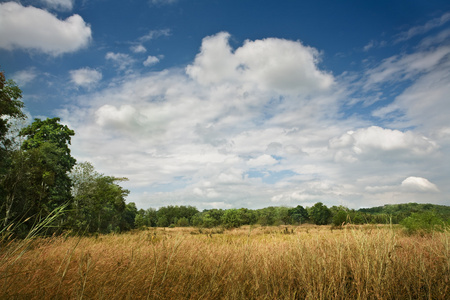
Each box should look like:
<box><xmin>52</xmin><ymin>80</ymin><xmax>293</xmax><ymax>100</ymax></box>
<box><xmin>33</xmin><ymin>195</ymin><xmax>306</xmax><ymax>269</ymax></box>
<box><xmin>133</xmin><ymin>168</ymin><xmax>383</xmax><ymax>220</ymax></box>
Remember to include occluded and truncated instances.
<box><xmin>1</xmin><ymin>225</ymin><xmax>449</xmax><ymax>299</ymax></box>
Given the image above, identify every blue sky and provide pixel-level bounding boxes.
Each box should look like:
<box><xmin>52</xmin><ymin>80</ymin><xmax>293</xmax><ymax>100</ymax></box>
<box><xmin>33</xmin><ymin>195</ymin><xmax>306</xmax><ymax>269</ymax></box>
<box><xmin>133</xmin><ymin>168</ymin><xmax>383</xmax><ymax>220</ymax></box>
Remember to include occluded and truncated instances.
<box><xmin>1</xmin><ymin>0</ymin><xmax>450</xmax><ymax>209</ymax></box>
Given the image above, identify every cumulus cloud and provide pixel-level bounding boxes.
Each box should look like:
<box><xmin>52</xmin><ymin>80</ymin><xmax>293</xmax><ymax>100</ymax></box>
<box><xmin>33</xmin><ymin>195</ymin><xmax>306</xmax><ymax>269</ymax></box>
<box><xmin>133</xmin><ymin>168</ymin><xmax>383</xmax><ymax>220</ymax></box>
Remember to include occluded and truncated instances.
<box><xmin>186</xmin><ymin>32</ymin><xmax>334</xmax><ymax>94</ymax></box>
<box><xmin>143</xmin><ymin>55</ymin><xmax>161</xmax><ymax>67</ymax></box>
<box><xmin>401</xmin><ymin>176</ymin><xmax>439</xmax><ymax>192</ymax></box>
<box><xmin>40</xmin><ymin>0</ymin><xmax>74</xmax><ymax>11</ymax></box>
<box><xmin>60</xmin><ymin>31</ymin><xmax>448</xmax><ymax>209</ymax></box>
<box><xmin>70</xmin><ymin>68</ymin><xmax>102</xmax><ymax>88</ymax></box>
<box><xmin>0</xmin><ymin>2</ymin><xmax>91</xmax><ymax>55</ymax></box>
<box><xmin>329</xmin><ymin>126</ymin><xmax>438</xmax><ymax>162</ymax></box>
<box><xmin>131</xmin><ymin>45</ymin><xmax>147</xmax><ymax>53</ymax></box>
<box><xmin>247</xmin><ymin>154</ymin><xmax>278</xmax><ymax>168</ymax></box>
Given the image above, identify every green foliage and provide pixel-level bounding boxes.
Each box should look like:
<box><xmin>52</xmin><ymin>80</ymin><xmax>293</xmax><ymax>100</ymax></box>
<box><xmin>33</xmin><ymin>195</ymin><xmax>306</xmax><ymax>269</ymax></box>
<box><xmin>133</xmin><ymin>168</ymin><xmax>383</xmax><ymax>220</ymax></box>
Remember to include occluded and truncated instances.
<box><xmin>135</xmin><ymin>208</ymin><xmax>158</xmax><ymax>228</ymax></box>
<box><xmin>358</xmin><ymin>203</ymin><xmax>450</xmax><ymax>224</ymax></box>
<box><xmin>256</xmin><ymin>207</ymin><xmax>277</xmax><ymax>226</ymax></box>
<box><xmin>400</xmin><ymin>212</ymin><xmax>447</xmax><ymax>235</ymax></box>
<box><xmin>332</xmin><ymin>209</ymin><xmax>348</xmax><ymax>226</ymax></box>
<box><xmin>157</xmin><ymin>215</ymin><xmax>169</xmax><ymax>227</ymax></box>
<box><xmin>0</xmin><ymin>71</ymin><xmax>26</xmax><ymax>229</ymax></box>
<box><xmin>288</xmin><ymin>205</ymin><xmax>309</xmax><ymax>224</ymax></box>
<box><xmin>193</xmin><ymin>209</ymin><xmax>224</xmax><ymax>228</ymax></box>
<box><xmin>0</xmin><ymin>71</ymin><xmax>25</xmax><ymax>152</ymax></box>
<box><xmin>155</xmin><ymin>205</ymin><xmax>199</xmax><ymax>227</ymax></box>
<box><xmin>69</xmin><ymin>161</ymin><xmax>130</xmax><ymax>233</ymax></box>
<box><xmin>19</xmin><ymin>118</ymin><xmax>76</xmax><ymax>209</ymax></box>
<box><xmin>308</xmin><ymin>202</ymin><xmax>332</xmax><ymax>225</ymax></box>
<box><xmin>177</xmin><ymin>217</ymin><xmax>190</xmax><ymax>227</ymax></box>
<box><xmin>1</xmin><ymin>145</ymin><xmax>67</xmax><ymax>229</ymax></box>
<box><xmin>221</xmin><ymin>208</ymin><xmax>256</xmax><ymax>228</ymax></box>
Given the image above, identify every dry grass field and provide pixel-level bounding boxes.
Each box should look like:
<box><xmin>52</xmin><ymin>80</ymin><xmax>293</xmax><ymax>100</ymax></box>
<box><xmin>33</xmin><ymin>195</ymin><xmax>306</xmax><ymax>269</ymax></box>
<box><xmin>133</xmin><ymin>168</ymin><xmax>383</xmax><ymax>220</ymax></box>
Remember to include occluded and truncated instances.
<box><xmin>1</xmin><ymin>224</ymin><xmax>449</xmax><ymax>299</ymax></box>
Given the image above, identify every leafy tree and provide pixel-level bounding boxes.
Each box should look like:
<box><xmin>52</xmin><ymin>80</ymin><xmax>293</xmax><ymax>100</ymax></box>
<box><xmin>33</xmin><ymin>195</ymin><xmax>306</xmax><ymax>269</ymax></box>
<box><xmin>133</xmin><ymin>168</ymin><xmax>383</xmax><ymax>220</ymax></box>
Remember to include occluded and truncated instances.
<box><xmin>256</xmin><ymin>207</ymin><xmax>277</xmax><ymax>226</ymax></box>
<box><xmin>121</xmin><ymin>202</ymin><xmax>138</xmax><ymax>230</ymax></box>
<box><xmin>331</xmin><ymin>207</ymin><xmax>348</xmax><ymax>226</ymax></box>
<box><xmin>1</xmin><ymin>145</ymin><xmax>61</xmax><ymax>229</ymax></box>
<box><xmin>69</xmin><ymin>161</ymin><xmax>130</xmax><ymax>233</ymax></box>
<box><xmin>0</xmin><ymin>71</ymin><xmax>26</xmax><ymax>227</ymax></box>
<box><xmin>20</xmin><ymin>118</ymin><xmax>76</xmax><ymax>210</ymax></box>
<box><xmin>177</xmin><ymin>217</ymin><xmax>190</xmax><ymax>227</ymax></box>
<box><xmin>221</xmin><ymin>208</ymin><xmax>256</xmax><ymax>228</ymax></box>
<box><xmin>358</xmin><ymin>203</ymin><xmax>450</xmax><ymax>224</ymax></box>
<box><xmin>0</xmin><ymin>71</ymin><xmax>25</xmax><ymax>152</ymax></box>
<box><xmin>157</xmin><ymin>215</ymin><xmax>169</xmax><ymax>227</ymax></box>
<box><xmin>401</xmin><ymin>212</ymin><xmax>447</xmax><ymax>235</ymax></box>
<box><xmin>276</xmin><ymin>206</ymin><xmax>291</xmax><ymax>225</ymax></box>
<box><xmin>288</xmin><ymin>205</ymin><xmax>309</xmax><ymax>224</ymax></box>
<box><xmin>156</xmin><ymin>205</ymin><xmax>199</xmax><ymax>227</ymax></box>
<box><xmin>308</xmin><ymin>202</ymin><xmax>332</xmax><ymax>225</ymax></box>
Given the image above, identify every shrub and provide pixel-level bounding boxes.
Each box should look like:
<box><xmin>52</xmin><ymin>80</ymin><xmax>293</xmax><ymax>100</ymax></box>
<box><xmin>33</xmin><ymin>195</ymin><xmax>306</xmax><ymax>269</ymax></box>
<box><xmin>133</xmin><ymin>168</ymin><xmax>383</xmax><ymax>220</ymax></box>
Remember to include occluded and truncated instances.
<box><xmin>400</xmin><ymin>211</ymin><xmax>447</xmax><ymax>235</ymax></box>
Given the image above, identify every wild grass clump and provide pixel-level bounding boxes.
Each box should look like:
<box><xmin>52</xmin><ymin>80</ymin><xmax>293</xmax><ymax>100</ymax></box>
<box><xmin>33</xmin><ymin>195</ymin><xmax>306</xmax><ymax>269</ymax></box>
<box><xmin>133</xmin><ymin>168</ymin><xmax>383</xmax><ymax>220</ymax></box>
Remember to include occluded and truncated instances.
<box><xmin>0</xmin><ymin>225</ymin><xmax>448</xmax><ymax>299</ymax></box>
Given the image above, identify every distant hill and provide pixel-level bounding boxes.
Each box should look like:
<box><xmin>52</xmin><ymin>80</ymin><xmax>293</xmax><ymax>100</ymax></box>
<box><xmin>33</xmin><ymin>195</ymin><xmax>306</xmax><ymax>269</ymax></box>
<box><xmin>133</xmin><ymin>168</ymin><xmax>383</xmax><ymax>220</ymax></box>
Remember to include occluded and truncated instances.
<box><xmin>358</xmin><ymin>203</ymin><xmax>450</xmax><ymax>222</ymax></box>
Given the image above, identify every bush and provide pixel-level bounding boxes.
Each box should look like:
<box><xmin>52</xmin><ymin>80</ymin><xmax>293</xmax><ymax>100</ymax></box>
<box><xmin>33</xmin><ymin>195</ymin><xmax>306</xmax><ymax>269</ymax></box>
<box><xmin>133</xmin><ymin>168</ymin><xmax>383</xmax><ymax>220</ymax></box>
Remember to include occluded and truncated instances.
<box><xmin>400</xmin><ymin>212</ymin><xmax>447</xmax><ymax>235</ymax></box>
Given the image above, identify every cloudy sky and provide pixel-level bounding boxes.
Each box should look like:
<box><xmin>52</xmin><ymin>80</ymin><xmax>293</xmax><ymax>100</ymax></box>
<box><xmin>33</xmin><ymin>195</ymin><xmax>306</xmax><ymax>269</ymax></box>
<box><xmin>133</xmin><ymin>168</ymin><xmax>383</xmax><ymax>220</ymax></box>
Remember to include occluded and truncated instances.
<box><xmin>1</xmin><ymin>0</ymin><xmax>449</xmax><ymax>210</ymax></box>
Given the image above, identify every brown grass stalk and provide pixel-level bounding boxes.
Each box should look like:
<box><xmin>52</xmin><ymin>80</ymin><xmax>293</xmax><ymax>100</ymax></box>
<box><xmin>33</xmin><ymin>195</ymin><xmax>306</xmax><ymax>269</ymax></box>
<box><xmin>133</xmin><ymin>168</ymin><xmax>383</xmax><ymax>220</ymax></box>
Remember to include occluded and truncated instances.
<box><xmin>0</xmin><ymin>225</ymin><xmax>448</xmax><ymax>299</ymax></box>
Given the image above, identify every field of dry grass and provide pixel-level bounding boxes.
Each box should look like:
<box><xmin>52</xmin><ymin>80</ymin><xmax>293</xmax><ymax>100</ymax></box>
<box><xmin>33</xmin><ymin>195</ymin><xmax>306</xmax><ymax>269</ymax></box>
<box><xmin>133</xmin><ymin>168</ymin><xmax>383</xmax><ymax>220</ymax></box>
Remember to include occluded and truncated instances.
<box><xmin>1</xmin><ymin>224</ymin><xmax>449</xmax><ymax>299</ymax></box>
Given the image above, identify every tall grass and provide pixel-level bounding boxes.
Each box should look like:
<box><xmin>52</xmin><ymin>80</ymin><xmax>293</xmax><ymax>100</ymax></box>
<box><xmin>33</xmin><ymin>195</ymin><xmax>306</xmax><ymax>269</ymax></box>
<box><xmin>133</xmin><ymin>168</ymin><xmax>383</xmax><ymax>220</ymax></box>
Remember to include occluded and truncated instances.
<box><xmin>0</xmin><ymin>224</ymin><xmax>448</xmax><ymax>299</ymax></box>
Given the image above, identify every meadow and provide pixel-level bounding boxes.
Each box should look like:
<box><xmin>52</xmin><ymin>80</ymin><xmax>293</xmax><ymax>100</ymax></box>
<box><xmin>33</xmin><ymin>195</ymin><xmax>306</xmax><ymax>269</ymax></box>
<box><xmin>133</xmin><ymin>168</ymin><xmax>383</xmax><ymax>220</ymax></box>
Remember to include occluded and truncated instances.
<box><xmin>1</xmin><ymin>224</ymin><xmax>448</xmax><ymax>299</ymax></box>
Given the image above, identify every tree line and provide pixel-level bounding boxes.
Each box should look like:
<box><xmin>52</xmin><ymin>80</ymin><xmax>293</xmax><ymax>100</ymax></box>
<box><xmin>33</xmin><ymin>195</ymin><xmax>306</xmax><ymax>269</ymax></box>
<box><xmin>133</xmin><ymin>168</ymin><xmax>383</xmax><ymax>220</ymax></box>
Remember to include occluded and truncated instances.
<box><xmin>1</xmin><ymin>71</ymin><xmax>448</xmax><ymax>236</ymax></box>
<box><xmin>135</xmin><ymin>201</ymin><xmax>449</xmax><ymax>229</ymax></box>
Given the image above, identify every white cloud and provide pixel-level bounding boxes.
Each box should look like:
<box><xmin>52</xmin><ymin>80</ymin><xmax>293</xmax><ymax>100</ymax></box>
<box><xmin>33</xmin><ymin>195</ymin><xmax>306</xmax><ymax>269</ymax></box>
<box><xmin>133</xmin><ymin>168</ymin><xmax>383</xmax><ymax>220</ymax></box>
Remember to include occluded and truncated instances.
<box><xmin>130</xmin><ymin>44</ymin><xmax>147</xmax><ymax>53</ymax></box>
<box><xmin>0</xmin><ymin>2</ymin><xmax>91</xmax><ymax>55</ymax></box>
<box><xmin>401</xmin><ymin>176</ymin><xmax>439</xmax><ymax>192</ymax></box>
<box><xmin>59</xmin><ymin>31</ymin><xmax>448</xmax><ymax>210</ymax></box>
<box><xmin>12</xmin><ymin>68</ymin><xmax>37</xmax><ymax>87</ymax></box>
<box><xmin>186</xmin><ymin>32</ymin><xmax>334</xmax><ymax>94</ymax></box>
<box><xmin>70</xmin><ymin>68</ymin><xmax>102</xmax><ymax>88</ymax></box>
<box><xmin>143</xmin><ymin>55</ymin><xmax>161</xmax><ymax>67</ymax></box>
<box><xmin>105</xmin><ymin>52</ymin><xmax>135</xmax><ymax>71</ymax></box>
<box><xmin>363</xmin><ymin>40</ymin><xmax>376</xmax><ymax>52</ymax></box>
<box><xmin>372</xmin><ymin>60</ymin><xmax>450</xmax><ymax>132</ymax></box>
<box><xmin>247</xmin><ymin>154</ymin><xmax>278</xmax><ymax>168</ymax></box>
<box><xmin>40</xmin><ymin>0</ymin><xmax>74</xmax><ymax>11</ymax></box>
<box><xmin>139</xmin><ymin>29</ymin><xmax>171</xmax><ymax>42</ymax></box>
<box><xmin>395</xmin><ymin>12</ymin><xmax>450</xmax><ymax>42</ymax></box>
<box><xmin>364</xmin><ymin>46</ymin><xmax>450</xmax><ymax>88</ymax></box>
<box><xmin>329</xmin><ymin>126</ymin><xmax>438</xmax><ymax>162</ymax></box>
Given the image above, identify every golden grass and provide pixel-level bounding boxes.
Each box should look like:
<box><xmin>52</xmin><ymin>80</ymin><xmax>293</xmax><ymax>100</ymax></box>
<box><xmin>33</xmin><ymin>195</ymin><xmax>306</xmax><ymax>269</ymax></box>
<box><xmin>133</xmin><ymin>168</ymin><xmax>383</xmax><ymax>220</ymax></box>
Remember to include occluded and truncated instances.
<box><xmin>1</xmin><ymin>225</ymin><xmax>448</xmax><ymax>299</ymax></box>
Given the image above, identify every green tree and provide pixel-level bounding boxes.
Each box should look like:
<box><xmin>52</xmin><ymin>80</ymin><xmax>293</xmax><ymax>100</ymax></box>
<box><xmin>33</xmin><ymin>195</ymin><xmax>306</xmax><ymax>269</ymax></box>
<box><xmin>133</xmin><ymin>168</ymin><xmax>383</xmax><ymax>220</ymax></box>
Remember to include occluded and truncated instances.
<box><xmin>157</xmin><ymin>215</ymin><xmax>169</xmax><ymax>227</ymax></box>
<box><xmin>1</xmin><ymin>145</ymin><xmax>59</xmax><ymax>229</ymax></box>
<box><xmin>221</xmin><ymin>208</ymin><xmax>256</xmax><ymax>228</ymax></box>
<box><xmin>288</xmin><ymin>205</ymin><xmax>309</xmax><ymax>224</ymax></box>
<box><xmin>20</xmin><ymin>118</ymin><xmax>76</xmax><ymax>210</ymax></box>
<box><xmin>69</xmin><ymin>161</ymin><xmax>130</xmax><ymax>233</ymax></box>
<box><xmin>256</xmin><ymin>207</ymin><xmax>277</xmax><ymax>226</ymax></box>
<box><xmin>401</xmin><ymin>212</ymin><xmax>447</xmax><ymax>235</ymax></box>
<box><xmin>0</xmin><ymin>71</ymin><xmax>26</xmax><ymax>228</ymax></box>
<box><xmin>0</xmin><ymin>71</ymin><xmax>25</xmax><ymax>152</ymax></box>
<box><xmin>276</xmin><ymin>206</ymin><xmax>291</xmax><ymax>225</ymax></box>
<box><xmin>121</xmin><ymin>202</ymin><xmax>138</xmax><ymax>230</ymax></box>
<box><xmin>308</xmin><ymin>202</ymin><xmax>332</xmax><ymax>225</ymax></box>
<box><xmin>331</xmin><ymin>206</ymin><xmax>348</xmax><ymax>226</ymax></box>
